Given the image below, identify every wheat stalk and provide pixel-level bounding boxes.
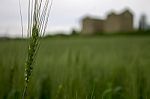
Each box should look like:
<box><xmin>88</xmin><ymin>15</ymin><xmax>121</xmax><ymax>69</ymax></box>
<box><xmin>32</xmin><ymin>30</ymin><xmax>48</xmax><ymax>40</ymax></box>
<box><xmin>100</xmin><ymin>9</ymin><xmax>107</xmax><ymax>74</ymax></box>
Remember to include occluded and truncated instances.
<box><xmin>22</xmin><ymin>0</ymin><xmax>53</xmax><ymax>98</ymax></box>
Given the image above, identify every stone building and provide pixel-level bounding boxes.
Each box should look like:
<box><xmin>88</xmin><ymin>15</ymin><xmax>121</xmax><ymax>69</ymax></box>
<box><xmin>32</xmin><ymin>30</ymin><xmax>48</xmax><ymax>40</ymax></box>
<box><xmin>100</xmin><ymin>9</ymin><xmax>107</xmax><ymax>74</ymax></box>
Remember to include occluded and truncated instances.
<box><xmin>81</xmin><ymin>17</ymin><xmax>104</xmax><ymax>34</ymax></box>
<box><xmin>81</xmin><ymin>9</ymin><xmax>134</xmax><ymax>34</ymax></box>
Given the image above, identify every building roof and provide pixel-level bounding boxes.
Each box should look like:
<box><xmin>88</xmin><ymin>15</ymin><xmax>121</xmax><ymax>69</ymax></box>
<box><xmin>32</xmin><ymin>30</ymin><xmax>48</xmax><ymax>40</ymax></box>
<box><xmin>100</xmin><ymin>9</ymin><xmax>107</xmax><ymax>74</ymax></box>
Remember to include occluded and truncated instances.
<box><xmin>82</xmin><ymin>16</ymin><xmax>104</xmax><ymax>22</ymax></box>
<box><xmin>120</xmin><ymin>9</ymin><xmax>133</xmax><ymax>16</ymax></box>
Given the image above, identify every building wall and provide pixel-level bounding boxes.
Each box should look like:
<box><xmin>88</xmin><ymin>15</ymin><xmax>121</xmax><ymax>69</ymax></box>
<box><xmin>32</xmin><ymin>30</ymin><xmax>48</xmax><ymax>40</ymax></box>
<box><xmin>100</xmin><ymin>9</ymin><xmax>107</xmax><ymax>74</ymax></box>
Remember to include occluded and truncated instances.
<box><xmin>81</xmin><ymin>17</ymin><xmax>104</xmax><ymax>35</ymax></box>
<box><xmin>120</xmin><ymin>11</ymin><xmax>133</xmax><ymax>32</ymax></box>
<box><xmin>82</xmin><ymin>18</ymin><xmax>95</xmax><ymax>35</ymax></box>
<box><xmin>104</xmin><ymin>14</ymin><xmax>122</xmax><ymax>33</ymax></box>
<box><xmin>94</xmin><ymin>20</ymin><xmax>104</xmax><ymax>32</ymax></box>
<box><xmin>104</xmin><ymin>11</ymin><xmax>133</xmax><ymax>33</ymax></box>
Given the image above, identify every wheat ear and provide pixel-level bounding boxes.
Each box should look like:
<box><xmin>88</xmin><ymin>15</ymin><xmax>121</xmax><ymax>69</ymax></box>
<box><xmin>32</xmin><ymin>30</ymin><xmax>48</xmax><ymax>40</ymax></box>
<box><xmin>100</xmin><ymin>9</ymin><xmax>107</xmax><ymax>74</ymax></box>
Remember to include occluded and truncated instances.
<box><xmin>22</xmin><ymin>0</ymin><xmax>53</xmax><ymax>98</ymax></box>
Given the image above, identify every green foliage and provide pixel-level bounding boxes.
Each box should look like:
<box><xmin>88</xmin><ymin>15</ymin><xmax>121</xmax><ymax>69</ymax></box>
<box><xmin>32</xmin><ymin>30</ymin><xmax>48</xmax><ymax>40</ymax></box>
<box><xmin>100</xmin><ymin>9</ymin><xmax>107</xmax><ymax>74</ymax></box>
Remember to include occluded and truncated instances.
<box><xmin>0</xmin><ymin>36</ymin><xmax>150</xmax><ymax>99</ymax></box>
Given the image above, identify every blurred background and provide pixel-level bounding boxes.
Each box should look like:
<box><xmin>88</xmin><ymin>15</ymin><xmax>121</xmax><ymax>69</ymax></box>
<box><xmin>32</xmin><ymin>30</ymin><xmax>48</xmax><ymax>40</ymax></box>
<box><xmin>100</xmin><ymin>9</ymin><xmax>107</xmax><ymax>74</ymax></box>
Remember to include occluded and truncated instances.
<box><xmin>0</xmin><ymin>0</ymin><xmax>150</xmax><ymax>37</ymax></box>
<box><xmin>0</xmin><ymin>0</ymin><xmax>150</xmax><ymax>99</ymax></box>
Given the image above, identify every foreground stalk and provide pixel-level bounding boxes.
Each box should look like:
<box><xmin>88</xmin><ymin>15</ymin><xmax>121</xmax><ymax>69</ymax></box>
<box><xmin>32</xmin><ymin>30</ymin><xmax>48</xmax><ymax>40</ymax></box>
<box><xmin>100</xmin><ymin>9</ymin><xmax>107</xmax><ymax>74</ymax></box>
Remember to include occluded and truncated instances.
<box><xmin>22</xmin><ymin>0</ymin><xmax>53</xmax><ymax>98</ymax></box>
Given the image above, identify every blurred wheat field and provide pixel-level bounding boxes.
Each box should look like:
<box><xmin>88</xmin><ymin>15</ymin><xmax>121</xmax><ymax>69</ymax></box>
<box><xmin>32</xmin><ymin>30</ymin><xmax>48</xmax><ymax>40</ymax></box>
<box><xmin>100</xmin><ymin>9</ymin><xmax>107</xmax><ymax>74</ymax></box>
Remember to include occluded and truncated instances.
<box><xmin>0</xmin><ymin>35</ymin><xmax>150</xmax><ymax>99</ymax></box>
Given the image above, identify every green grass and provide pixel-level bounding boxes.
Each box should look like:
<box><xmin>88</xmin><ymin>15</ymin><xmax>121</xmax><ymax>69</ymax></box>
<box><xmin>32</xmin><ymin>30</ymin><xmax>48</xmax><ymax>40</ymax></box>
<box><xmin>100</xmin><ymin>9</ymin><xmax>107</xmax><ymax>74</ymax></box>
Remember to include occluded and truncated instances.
<box><xmin>0</xmin><ymin>35</ymin><xmax>150</xmax><ymax>99</ymax></box>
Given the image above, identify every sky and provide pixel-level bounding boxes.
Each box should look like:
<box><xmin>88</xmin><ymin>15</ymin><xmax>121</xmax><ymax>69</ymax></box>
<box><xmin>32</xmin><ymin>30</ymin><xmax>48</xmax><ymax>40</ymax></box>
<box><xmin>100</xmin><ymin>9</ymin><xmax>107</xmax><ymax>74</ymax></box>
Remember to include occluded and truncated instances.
<box><xmin>0</xmin><ymin>0</ymin><xmax>150</xmax><ymax>37</ymax></box>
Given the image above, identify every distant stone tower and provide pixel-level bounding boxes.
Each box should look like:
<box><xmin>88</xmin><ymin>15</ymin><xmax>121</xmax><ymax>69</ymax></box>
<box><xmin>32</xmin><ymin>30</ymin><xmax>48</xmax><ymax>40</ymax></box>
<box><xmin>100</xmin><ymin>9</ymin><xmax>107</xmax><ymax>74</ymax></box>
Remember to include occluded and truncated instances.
<box><xmin>139</xmin><ymin>14</ymin><xmax>147</xmax><ymax>30</ymax></box>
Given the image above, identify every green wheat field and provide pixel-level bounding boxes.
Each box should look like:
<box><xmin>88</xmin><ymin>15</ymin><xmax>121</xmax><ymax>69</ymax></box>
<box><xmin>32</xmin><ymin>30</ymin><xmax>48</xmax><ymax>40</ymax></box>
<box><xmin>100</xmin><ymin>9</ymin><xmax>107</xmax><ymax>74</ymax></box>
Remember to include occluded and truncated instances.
<box><xmin>0</xmin><ymin>35</ymin><xmax>150</xmax><ymax>99</ymax></box>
